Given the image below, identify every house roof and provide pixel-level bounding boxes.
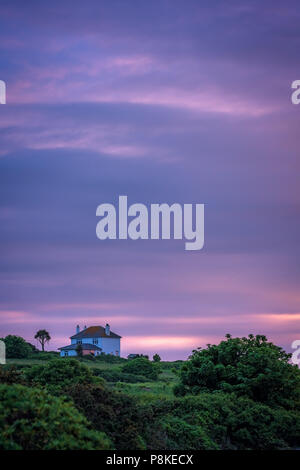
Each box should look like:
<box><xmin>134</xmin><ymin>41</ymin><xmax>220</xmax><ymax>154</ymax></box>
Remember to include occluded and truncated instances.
<box><xmin>58</xmin><ymin>343</ymin><xmax>103</xmax><ymax>351</ymax></box>
<box><xmin>70</xmin><ymin>325</ymin><xmax>121</xmax><ymax>340</ymax></box>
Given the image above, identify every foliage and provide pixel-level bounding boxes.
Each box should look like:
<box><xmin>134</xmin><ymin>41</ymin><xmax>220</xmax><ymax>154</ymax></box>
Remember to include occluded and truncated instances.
<box><xmin>34</xmin><ymin>329</ymin><xmax>51</xmax><ymax>352</ymax></box>
<box><xmin>95</xmin><ymin>353</ymin><xmax>126</xmax><ymax>364</ymax></box>
<box><xmin>28</xmin><ymin>351</ymin><xmax>59</xmax><ymax>361</ymax></box>
<box><xmin>24</xmin><ymin>358</ymin><xmax>97</xmax><ymax>394</ymax></box>
<box><xmin>65</xmin><ymin>382</ymin><xmax>147</xmax><ymax>450</ymax></box>
<box><xmin>146</xmin><ymin>392</ymin><xmax>300</xmax><ymax>450</ymax></box>
<box><xmin>175</xmin><ymin>334</ymin><xmax>300</xmax><ymax>408</ymax></box>
<box><xmin>81</xmin><ymin>353</ymin><xmax>96</xmax><ymax>361</ymax></box>
<box><xmin>26</xmin><ymin>342</ymin><xmax>39</xmax><ymax>354</ymax></box>
<box><xmin>2</xmin><ymin>335</ymin><xmax>32</xmax><ymax>359</ymax></box>
<box><xmin>153</xmin><ymin>354</ymin><xmax>161</xmax><ymax>363</ymax></box>
<box><xmin>0</xmin><ymin>384</ymin><xmax>111</xmax><ymax>450</ymax></box>
<box><xmin>0</xmin><ymin>366</ymin><xmax>27</xmax><ymax>385</ymax></box>
<box><xmin>156</xmin><ymin>415</ymin><xmax>217</xmax><ymax>450</ymax></box>
<box><xmin>128</xmin><ymin>354</ymin><xmax>149</xmax><ymax>360</ymax></box>
<box><xmin>3</xmin><ymin>335</ymin><xmax>300</xmax><ymax>450</ymax></box>
<box><xmin>122</xmin><ymin>357</ymin><xmax>160</xmax><ymax>380</ymax></box>
<box><xmin>93</xmin><ymin>369</ymin><xmax>149</xmax><ymax>383</ymax></box>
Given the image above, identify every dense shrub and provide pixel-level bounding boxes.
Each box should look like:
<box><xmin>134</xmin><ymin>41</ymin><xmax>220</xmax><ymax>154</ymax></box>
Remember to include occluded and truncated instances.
<box><xmin>122</xmin><ymin>357</ymin><xmax>160</xmax><ymax>380</ymax></box>
<box><xmin>160</xmin><ymin>361</ymin><xmax>183</xmax><ymax>371</ymax></box>
<box><xmin>28</xmin><ymin>351</ymin><xmax>59</xmax><ymax>361</ymax></box>
<box><xmin>2</xmin><ymin>335</ymin><xmax>32</xmax><ymax>359</ymax></box>
<box><xmin>65</xmin><ymin>382</ymin><xmax>148</xmax><ymax>450</ymax></box>
<box><xmin>81</xmin><ymin>353</ymin><xmax>95</xmax><ymax>361</ymax></box>
<box><xmin>144</xmin><ymin>393</ymin><xmax>300</xmax><ymax>450</ymax></box>
<box><xmin>26</xmin><ymin>342</ymin><xmax>39</xmax><ymax>354</ymax></box>
<box><xmin>95</xmin><ymin>354</ymin><xmax>126</xmax><ymax>364</ymax></box>
<box><xmin>157</xmin><ymin>415</ymin><xmax>217</xmax><ymax>450</ymax></box>
<box><xmin>176</xmin><ymin>334</ymin><xmax>300</xmax><ymax>409</ymax></box>
<box><xmin>0</xmin><ymin>366</ymin><xmax>27</xmax><ymax>385</ymax></box>
<box><xmin>0</xmin><ymin>384</ymin><xmax>111</xmax><ymax>450</ymax></box>
<box><xmin>24</xmin><ymin>358</ymin><xmax>97</xmax><ymax>393</ymax></box>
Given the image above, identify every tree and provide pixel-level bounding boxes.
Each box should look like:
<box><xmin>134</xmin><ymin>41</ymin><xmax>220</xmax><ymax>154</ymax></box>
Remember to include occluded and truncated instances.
<box><xmin>34</xmin><ymin>329</ymin><xmax>51</xmax><ymax>352</ymax></box>
<box><xmin>153</xmin><ymin>354</ymin><xmax>161</xmax><ymax>363</ymax></box>
<box><xmin>0</xmin><ymin>384</ymin><xmax>111</xmax><ymax>450</ymax></box>
<box><xmin>76</xmin><ymin>343</ymin><xmax>83</xmax><ymax>357</ymax></box>
<box><xmin>26</xmin><ymin>342</ymin><xmax>39</xmax><ymax>354</ymax></box>
<box><xmin>175</xmin><ymin>334</ymin><xmax>300</xmax><ymax>409</ymax></box>
<box><xmin>3</xmin><ymin>335</ymin><xmax>31</xmax><ymax>359</ymax></box>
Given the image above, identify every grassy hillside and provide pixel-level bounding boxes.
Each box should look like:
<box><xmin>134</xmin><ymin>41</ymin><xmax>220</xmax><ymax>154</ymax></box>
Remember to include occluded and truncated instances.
<box><xmin>6</xmin><ymin>356</ymin><xmax>179</xmax><ymax>398</ymax></box>
<box><xmin>2</xmin><ymin>335</ymin><xmax>300</xmax><ymax>450</ymax></box>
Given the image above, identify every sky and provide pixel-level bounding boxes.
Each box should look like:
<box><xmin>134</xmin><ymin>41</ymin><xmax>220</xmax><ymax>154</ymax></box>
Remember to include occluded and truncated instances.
<box><xmin>0</xmin><ymin>0</ymin><xmax>299</xmax><ymax>360</ymax></box>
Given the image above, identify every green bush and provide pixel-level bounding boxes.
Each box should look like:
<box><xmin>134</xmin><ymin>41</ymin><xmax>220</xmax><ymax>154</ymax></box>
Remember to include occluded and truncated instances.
<box><xmin>24</xmin><ymin>358</ymin><xmax>97</xmax><ymax>393</ymax></box>
<box><xmin>176</xmin><ymin>334</ymin><xmax>300</xmax><ymax>409</ymax></box>
<box><xmin>161</xmin><ymin>361</ymin><xmax>184</xmax><ymax>370</ymax></box>
<box><xmin>65</xmin><ymin>382</ymin><xmax>147</xmax><ymax>450</ymax></box>
<box><xmin>28</xmin><ymin>351</ymin><xmax>59</xmax><ymax>361</ymax></box>
<box><xmin>0</xmin><ymin>366</ymin><xmax>26</xmax><ymax>385</ymax></box>
<box><xmin>158</xmin><ymin>415</ymin><xmax>217</xmax><ymax>450</ymax></box>
<box><xmin>95</xmin><ymin>354</ymin><xmax>126</xmax><ymax>364</ymax></box>
<box><xmin>153</xmin><ymin>354</ymin><xmax>161</xmax><ymax>363</ymax></box>
<box><xmin>26</xmin><ymin>342</ymin><xmax>39</xmax><ymax>354</ymax></box>
<box><xmin>2</xmin><ymin>335</ymin><xmax>32</xmax><ymax>359</ymax></box>
<box><xmin>122</xmin><ymin>357</ymin><xmax>160</xmax><ymax>380</ymax></box>
<box><xmin>81</xmin><ymin>353</ymin><xmax>95</xmax><ymax>361</ymax></box>
<box><xmin>144</xmin><ymin>393</ymin><xmax>300</xmax><ymax>450</ymax></box>
<box><xmin>0</xmin><ymin>384</ymin><xmax>111</xmax><ymax>450</ymax></box>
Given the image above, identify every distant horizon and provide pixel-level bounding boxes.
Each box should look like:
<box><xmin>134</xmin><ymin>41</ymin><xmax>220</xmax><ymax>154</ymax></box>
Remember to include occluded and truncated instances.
<box><xmin>2</xmin><ymin>322</ymin><xmax>297</xmax><ymax>362</ymax></box>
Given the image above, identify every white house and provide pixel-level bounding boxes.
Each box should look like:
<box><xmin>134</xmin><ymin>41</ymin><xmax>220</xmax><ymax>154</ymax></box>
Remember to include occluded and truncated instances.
<box><xmin>58</xmin><ymin>324</ymin><xmax>121</xmax><ymax>357</ymax></box>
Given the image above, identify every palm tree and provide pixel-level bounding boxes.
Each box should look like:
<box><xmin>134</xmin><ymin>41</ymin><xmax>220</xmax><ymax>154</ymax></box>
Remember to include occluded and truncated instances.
<box><xmin>34</xmin><ymin>329</ymin><xmax>51</xmax><ymax>352</ymax></box>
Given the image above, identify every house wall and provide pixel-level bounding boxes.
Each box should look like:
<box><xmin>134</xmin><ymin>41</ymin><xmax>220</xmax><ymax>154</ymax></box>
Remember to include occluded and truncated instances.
<box><xmin>68</xmin><ymin>336</ymin><xmax>121</xmax><ymax>356</ymax></box>
<box><xmin>101</xmin><ymin>337</ymin><xmax>120</xmax><ymax>355</ymax></box>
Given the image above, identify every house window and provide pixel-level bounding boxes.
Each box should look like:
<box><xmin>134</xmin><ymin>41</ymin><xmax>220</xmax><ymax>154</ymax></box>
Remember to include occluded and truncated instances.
<box><xmin>93</xmin><ymin>339</ymin><xmax>98</xmax><ymax>344</ymax></box>
<box><xmin>77</xmin><ymin>340</ymin><xmax>82</xmax><ymax>344</ymax></box>
<box><xmin>64</xmin><ymin>351</ymin><xmax>68</xmax><ymax>357</ymax></box>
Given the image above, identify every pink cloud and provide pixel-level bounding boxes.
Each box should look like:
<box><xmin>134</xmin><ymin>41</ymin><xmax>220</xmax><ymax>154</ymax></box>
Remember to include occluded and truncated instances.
<box><xmin>5</xmin><ymin>51</ymin><xmax>278</xmax><ymax>118</ymax></box>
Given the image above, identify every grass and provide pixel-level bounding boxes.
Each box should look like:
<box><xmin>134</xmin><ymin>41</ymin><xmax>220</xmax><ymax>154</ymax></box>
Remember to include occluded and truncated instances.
<box><xmin>84</xmin><ymin>361</ymin><xmax>122</xmax><ymax>371</ymax></box>
<box><xmin>7</xmin><ymin>358</ymin><xmax>50</xmax><ymax>366</ymax></box>
<box><xmin>6</xmin><ymin>357</ymin><xmax>180</xmax><ymax>400</ymax></box>
<box><xmin>112</xmin><ymin>367</ymin><xmax>179</xmax><ymax>401</ymax></box>
<box><xmin>6</xmin><ymin>357</ymin><xmax>122</xmax><ymax>371</ymax></box>
<box><xmin>113</xmin><ymin>380</ymin><xmax>176</xmax><ymax>401</ymax></box>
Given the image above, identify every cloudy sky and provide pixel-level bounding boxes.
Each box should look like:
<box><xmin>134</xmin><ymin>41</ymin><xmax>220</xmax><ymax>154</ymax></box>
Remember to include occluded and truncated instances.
<box><xmin>0</xmin><ymin>0</ymin><xmax>299</xmax><ymax>359</ymax></box>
